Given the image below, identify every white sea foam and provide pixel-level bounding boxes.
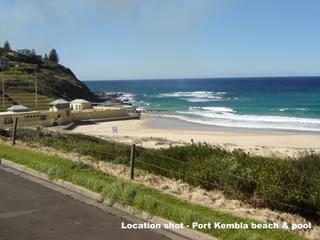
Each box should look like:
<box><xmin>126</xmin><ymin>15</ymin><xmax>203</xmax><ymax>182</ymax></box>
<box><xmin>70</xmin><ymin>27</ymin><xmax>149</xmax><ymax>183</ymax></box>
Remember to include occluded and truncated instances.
<box><xmin>183</xmin><ymin>98</ymin><xmax>221</xmax><ymax>102</ymax></box>
<box><xmin>116</xmin><ymin>93</ymin><xmax>135</xmax><ymax>102</ymax></box>
<box><xmin>279</xmin><ymin>107</ymin><xmax>309</xmax><ymax>112</ymax></box>
<box><xmin>119</xmin><ymin>93</ymin><xmax>153</xmax><ymax>109</ymax></box>
<box><xmin>189</xmin><ymin>107</ymin><xmax>235</xmax><ymax>113</ymax></box>
<box><xmin>158</xmin><ymin>91</ymin><xmax>227</xmax><ymax>102</ymax></box>
<box><xmin>174</xmin><ymin>107</ymin><xmax>320</xmax><ymax>132</ymax></box>
<box><xmin>158</xmin><ymin>91</ymin><xmax>226</xmax><ymax>98</ymax></box>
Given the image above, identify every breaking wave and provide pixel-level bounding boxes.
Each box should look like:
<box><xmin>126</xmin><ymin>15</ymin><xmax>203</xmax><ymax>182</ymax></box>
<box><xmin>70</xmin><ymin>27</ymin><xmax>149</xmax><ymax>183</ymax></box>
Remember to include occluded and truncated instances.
<box><xmin>189</xmin><ymin>106</ymin><xmax>235</xmax><ymax>113</ymax></box>
<box><xmin>158</xmin><ymin>91</ymin><xmax>227</xmax><ymax>102</ymax></box>
<box><xmin>175</xmin><ymin>106</ymin><xmax>320</xmax><ymax>132</ymax></box>
<box><xmin>279</xmin><ymin>108</ymin><xmax>309</xmax><ymax>112</ymax></box>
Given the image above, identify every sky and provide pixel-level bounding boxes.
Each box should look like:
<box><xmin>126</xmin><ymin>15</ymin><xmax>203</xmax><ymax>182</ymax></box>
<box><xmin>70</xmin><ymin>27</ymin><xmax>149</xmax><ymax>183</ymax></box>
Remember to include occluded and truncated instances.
<box><xmin>0</xmin><ymin>0</ymin><xmax>319</xmax><ymax>80</ymax></box>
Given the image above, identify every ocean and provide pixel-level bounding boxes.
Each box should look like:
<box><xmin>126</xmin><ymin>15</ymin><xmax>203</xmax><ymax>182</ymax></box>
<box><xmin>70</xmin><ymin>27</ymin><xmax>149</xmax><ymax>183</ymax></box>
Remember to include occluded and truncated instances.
<box><xmin>85</xmin><ymin>77</ymin><xmax>320</xmax><ymax>132</ymax></box>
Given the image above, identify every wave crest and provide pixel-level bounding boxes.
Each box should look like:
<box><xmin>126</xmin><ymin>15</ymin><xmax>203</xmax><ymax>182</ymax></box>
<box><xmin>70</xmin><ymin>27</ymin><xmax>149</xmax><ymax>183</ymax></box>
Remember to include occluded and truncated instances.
<box><xmin>189</xmin><ymin>106</ymin><xmax>235</xmax><ymax>113</ymax></box>
<box><xmin>175</xmin><ymin>106</ymin><xmax>320</xmax><ymax>131</ymax></box>
<box><xmin>158</xmin><ymin>91</ymin><xmax>227</xmax><ymax>102</ymax></box>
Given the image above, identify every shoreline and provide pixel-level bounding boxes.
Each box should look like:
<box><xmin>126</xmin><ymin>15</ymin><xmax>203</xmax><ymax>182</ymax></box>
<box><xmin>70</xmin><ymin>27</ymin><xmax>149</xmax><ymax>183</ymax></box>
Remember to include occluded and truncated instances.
<box><xmin>145</xmin><ymin>113</ymin><xmax>320</xmax><ymax>134</ymax></box>
<box><xmin>69</xmin><ymin>114</ymin><xmax>320</xmax><ymax>157</ymax></box>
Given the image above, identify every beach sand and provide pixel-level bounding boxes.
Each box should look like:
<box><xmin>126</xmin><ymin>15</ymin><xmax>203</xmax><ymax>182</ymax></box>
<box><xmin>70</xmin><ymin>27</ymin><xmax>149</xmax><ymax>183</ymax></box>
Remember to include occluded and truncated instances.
<box><xmin>71</xmin><ymin>114</ymin><xmax>320</xmax><ymax>157</ymax></box>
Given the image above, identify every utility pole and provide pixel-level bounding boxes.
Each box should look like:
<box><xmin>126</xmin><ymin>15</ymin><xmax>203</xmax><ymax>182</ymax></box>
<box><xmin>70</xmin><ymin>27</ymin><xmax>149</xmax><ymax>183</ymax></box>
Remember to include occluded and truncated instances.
<box><xmin>34</xmin><ymin>68</ymin><xmax>38</xmax><ymax>109</ymax></box>
<box><xmin>1</xmin><ymin>62</ymin><xmax>4</xmax><ymax>109</ymax></box>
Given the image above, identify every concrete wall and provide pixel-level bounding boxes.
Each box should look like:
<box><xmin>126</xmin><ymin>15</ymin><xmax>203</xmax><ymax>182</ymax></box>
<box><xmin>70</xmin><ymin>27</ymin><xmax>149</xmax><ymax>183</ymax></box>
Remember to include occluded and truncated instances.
<box><xmin>0</xmin><ymin>111</ymin><xmax>44</xmax><ymax>128</ymax></box>
<box><xmin>70</xmin><ymin>108</ymin><xmax>128</xmax><ymax>121</ymax></box>
<box><xmin>0</xmin><ymin>108</ymin><xmax>128</xmax><ymax>129</ymax></box>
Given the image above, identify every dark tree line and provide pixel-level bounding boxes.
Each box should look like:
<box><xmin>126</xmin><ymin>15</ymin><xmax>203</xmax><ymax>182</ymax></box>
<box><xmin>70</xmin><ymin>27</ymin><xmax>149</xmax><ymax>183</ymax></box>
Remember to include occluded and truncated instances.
<box><xmin>48</xmin><ymin>49</ymin><xmax>59</xmax><ymax>63</ymax></box>
<box><xmin>3</xmin><ymin>40</ymin><xmax>11</xmax><ymax>51</ymax></box>
<box><xmin>1</xmin><ymin>40</ymin><xmax>59</xmax><ymax>63</ymax></box>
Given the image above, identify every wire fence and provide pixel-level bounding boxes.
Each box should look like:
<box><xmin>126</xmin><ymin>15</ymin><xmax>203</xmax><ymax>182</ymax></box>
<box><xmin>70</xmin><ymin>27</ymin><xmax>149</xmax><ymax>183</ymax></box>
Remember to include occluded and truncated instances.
<box><xmin>50</xmin><ymin>138</ymin><xmax>314</xmax><ymax>215</ymax></box>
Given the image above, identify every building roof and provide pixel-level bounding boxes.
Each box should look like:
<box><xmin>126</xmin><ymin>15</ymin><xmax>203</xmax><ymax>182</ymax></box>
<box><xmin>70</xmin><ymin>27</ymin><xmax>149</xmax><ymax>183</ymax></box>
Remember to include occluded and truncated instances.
<box><xmin>0</xmin><ymin>110</ymin><xmax>39</xmax><ymax>116</ymax></box>
<box><xmin>49</xmin><ymin>99</ymin><xmax>70</xmax><ymax>105</ymax></box>
<box><xmin>7</xmin><ymin>105</ymin><xmax>30</xmax><ymax>112</ymax></box>
<box><xmin>70</xmin><ymin>99</ymin><xmax>91</xmax><ymax>104</ymax></box>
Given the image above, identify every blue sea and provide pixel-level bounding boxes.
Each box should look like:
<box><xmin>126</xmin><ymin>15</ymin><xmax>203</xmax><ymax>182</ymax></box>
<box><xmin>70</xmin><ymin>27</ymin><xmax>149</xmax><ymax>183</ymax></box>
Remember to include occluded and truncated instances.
<box><xmin>85</xmin><ymin>77</ymin><xmax>320</xmax><ymax>132</ymax></box>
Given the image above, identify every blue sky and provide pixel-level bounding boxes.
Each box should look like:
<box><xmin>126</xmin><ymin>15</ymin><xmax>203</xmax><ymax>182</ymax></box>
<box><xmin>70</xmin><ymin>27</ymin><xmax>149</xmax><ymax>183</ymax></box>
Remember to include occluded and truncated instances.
<box><xmin>0</xmin><ymin>0</ymin><xmax>319</xmax><ymax>80</ymax></box>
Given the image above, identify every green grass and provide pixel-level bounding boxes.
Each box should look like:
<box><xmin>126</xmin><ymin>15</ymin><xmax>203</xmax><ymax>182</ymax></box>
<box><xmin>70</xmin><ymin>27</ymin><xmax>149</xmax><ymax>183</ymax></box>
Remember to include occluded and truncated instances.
<box><xmin>8</xmin><ymin>61</ymin><xmax>37</xmax><ymax>68</ymax></box>
<box><xmin>0</xmin><ymin>143</ymin><xmax>304</xmax><ymax>240</ymax></box>
<box><xmin>0</xmin><ymin>60</ymin><xmax>53</xmax><ymax>111</ymax></box>
<box><xmin>0</xmin><ymin>90</ymin><xmax>53</xmax><ymax>112</ymax></box>
<box><xmin>2</xmin><ymin>68</ymin><xmax>35</xmax><ymax>84</ymax></box>
<box><xmin>8</xmin><ymin>90</ymin><xmax>53</xmax><ymax>110</ymax></box>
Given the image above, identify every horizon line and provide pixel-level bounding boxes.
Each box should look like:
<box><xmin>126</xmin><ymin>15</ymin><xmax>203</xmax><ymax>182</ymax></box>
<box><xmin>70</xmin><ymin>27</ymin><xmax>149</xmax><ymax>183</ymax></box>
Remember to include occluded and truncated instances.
<box><xmin>82</xmin><ymin>75</ymin><xmax>320</xmax><ymax>81</ymax></box>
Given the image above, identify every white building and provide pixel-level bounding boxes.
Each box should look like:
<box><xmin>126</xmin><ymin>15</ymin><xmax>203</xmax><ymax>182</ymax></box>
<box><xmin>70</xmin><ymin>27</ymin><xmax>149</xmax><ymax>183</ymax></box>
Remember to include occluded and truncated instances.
<box><xmin>49</xmin><ymin>99</ymin><xmax>70</xmax><ymax>112</ymax></box>
<box><xmin>70</xmin><ymin>99</ymin><xmax>92</xmax><ymax>111</ymax></box>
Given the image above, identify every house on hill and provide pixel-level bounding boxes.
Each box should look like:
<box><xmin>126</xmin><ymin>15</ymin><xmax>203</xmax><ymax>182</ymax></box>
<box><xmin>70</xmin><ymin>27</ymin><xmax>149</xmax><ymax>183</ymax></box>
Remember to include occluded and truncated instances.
<box><xmin>17</xmin><ymin>49</ymin><xmax>32</xmax><ymax>56</ymax></box>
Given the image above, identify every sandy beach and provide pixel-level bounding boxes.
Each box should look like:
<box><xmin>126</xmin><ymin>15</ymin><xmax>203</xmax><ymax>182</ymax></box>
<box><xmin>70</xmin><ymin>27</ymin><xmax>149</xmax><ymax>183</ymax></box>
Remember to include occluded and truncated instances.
<box><xmin>70</xmin><ymin>114</ymin><xmax>320</xmax><ymax>157</ymax></box>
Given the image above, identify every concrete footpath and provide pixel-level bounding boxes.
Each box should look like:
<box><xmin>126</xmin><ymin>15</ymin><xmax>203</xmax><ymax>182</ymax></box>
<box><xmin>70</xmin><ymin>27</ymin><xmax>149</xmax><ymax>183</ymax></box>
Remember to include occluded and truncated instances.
<box><xmin>0</xmin><ymin>168</ymin><xmax>170</xmax><ymax>240</ymax></box>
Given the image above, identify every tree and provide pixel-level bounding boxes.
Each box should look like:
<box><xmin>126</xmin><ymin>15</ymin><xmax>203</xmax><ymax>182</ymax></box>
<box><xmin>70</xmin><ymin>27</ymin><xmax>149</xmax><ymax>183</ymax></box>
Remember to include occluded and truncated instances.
<box><xmin>3</xmin><ymin>41</ymin><xmax>11</xmax><ymax>51</ymax></box>
<box><xmin>44</xmin><ymin>53</ymin><xmax>49</xmax><ymax>60</ymax></box>
<box><xmin>49</xmin><ymin>49</ymin><xmax>59</xmax><ymax>63</ymax></box>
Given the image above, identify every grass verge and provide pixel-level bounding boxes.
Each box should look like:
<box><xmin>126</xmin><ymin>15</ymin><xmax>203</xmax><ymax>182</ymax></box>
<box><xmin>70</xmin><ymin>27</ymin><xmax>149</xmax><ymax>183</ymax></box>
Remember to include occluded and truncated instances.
<box><xmin>0</xmin><ymin>143</ymin><xmax>304</xmax><ymax>240</ymax></box>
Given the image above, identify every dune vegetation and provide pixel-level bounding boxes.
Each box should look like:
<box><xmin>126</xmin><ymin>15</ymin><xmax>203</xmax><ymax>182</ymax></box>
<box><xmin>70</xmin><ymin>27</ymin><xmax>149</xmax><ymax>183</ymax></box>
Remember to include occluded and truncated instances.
<box><xmin>11</xmin><ymin>128</ymin><xmax>320</xmax><ymax>223</ymax></box>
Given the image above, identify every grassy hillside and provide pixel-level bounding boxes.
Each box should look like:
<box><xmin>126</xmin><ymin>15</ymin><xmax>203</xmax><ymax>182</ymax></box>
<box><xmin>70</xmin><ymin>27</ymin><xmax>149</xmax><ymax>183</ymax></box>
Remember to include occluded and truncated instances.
<box><xmin>0</xmin><ymin>48</ymin><xmax>96</xmax><ymax>112</ymax></box>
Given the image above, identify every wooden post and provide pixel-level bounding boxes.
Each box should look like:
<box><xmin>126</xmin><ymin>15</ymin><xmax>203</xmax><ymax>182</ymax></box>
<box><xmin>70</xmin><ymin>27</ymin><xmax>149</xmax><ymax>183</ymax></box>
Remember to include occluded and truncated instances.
<box><xmin>12</xmin><ymin>118</ymin><xmax>18</xmax><ymax>145</ymax></box>
<box><xmin>130</xmin><ymin>143</ymin><xmax>136</xmax><ymax>180</ymax></box>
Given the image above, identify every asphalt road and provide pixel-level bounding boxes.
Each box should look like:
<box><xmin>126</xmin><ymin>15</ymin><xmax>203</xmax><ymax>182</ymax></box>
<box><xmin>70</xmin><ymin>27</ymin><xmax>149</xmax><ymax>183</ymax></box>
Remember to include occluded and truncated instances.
<box><xmin>0</xmin><ymin>168</ymin><xmax>169</xmax><ymax>240</ymax></box>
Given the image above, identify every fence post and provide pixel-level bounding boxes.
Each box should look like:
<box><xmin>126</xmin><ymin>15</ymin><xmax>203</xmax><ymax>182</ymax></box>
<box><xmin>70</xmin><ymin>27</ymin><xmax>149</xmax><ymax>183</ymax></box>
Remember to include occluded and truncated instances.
<box><xmin>130</xmin><ymin>143</ymin><xmax>136</xmax><ymax>180</ymax></box>
<box><xmin>12</xmin><ymin>118</ymin><xmax>18</xmax><ymax>145</ymax></box>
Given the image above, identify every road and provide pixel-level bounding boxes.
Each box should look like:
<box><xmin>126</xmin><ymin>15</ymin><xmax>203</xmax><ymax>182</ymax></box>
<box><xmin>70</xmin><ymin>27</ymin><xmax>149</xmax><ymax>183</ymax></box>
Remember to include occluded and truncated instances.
<box><xmin>0</xmin><ymin>168</ymin><xmax>170</xmax><ymax>240</ymax></box>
